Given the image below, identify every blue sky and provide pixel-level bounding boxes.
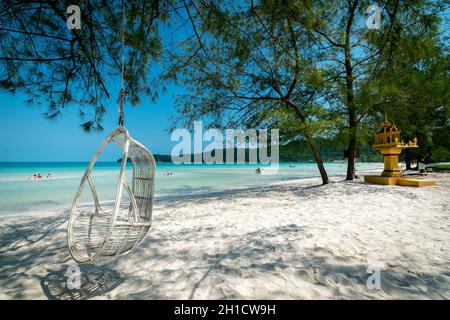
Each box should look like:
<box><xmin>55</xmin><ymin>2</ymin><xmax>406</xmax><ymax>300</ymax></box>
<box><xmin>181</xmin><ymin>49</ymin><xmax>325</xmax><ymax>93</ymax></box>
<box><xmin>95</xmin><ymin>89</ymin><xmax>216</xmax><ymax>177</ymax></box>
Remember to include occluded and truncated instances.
<box><xmin>0</xmin><ymin>88</ymin><xmax>179</xmax><ymax>161</ymax></box>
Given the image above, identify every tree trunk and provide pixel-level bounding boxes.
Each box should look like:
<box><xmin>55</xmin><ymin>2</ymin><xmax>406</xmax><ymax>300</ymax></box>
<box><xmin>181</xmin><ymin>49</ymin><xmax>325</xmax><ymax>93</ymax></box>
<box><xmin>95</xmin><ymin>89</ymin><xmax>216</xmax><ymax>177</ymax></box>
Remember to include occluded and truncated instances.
<box><xmin>405</xmin><ymin>149</ymin><xmax>412</xmax><ymax>170</ymax></box>
<box><xmin>285</xmin><ymin>100</ymin><xmax>329</xmax><ymax>185</ymax></box>
<box><xmin>305</xmin><ymin>129</ymin><xmax>329</xmax><ymax>185</ymax></box>
<box><xmin>346</xmin><ymin>113</ymin><xmax>357</xmax><ymax>180</ymax></box>
<box><xmin>344</xmin><ymin>1</ymin><xmax>359</xmax><ymax>181</ymax></box>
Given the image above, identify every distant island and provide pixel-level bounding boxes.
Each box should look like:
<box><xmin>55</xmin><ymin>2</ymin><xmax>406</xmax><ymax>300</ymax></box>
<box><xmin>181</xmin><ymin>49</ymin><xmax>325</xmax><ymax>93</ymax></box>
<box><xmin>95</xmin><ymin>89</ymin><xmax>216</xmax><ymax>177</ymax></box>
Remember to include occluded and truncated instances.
<box><xmin>117</xmin><ymin>154</ymin><xmax>172</xmax><ymax>163</ymax></box>
<box><xmin>117</xmin><ymin>140</ymin><xmax>382</xmax><ymax>163</ymax></box>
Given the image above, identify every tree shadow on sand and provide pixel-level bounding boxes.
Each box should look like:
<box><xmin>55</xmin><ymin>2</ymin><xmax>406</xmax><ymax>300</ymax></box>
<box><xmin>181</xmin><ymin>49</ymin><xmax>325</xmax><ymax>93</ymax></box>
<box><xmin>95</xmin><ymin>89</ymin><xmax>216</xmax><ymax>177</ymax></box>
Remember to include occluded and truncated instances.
<box><xmin>41</xmin><ymin>264</ymin><xmax>123</xmax><ymax>300</ymax></box>
<box><xmin>0</xmin><ymin>212</ymin><xmax>124</xmax><ymax>300</ymax></box>
<box><xmin>123</xmin><ymin>219</ymin><xmax>449</xmax><ymax>299</ymax></box>
<box><xmin>183</xmin><ymin>230</ymin><xmax>449</xmax><ymax>299</ymax></box>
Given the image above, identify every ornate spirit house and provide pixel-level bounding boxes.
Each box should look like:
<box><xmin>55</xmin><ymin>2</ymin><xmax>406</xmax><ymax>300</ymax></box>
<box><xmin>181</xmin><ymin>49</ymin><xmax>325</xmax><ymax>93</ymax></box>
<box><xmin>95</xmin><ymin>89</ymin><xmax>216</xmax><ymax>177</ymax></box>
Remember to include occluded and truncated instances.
<box><xmin>373</xmin><ymin>115</ymin><xmax>417</xmax><ymax>177</ymax></box>
<box><xmin>364</xmin><ymin>115</ymin><xmax>436</xmax><ymax>187</ymax></box>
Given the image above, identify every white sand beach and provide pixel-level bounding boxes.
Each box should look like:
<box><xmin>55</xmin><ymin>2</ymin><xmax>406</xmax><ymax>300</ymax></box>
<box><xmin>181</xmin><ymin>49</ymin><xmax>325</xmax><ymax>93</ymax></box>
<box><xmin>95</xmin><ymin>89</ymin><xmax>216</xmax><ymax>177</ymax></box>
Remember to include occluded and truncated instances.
<box><xmin>0</xmin><ymin>173</ymin><xmax>449</xmax><ymax>300</ymax></box>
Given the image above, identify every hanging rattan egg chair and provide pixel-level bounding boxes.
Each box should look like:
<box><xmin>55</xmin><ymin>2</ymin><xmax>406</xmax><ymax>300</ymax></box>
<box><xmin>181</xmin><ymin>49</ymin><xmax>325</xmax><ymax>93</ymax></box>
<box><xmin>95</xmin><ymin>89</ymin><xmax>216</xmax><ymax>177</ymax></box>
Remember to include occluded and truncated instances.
<box><xmin>67</xmin><ymin>126</ymin><xmax>156</xmax><ymax>263</ymax></box>
<box><xmin>67</xmin><ymin>1</ymin><xmax>156</xmax><ymax>264</ymax></box>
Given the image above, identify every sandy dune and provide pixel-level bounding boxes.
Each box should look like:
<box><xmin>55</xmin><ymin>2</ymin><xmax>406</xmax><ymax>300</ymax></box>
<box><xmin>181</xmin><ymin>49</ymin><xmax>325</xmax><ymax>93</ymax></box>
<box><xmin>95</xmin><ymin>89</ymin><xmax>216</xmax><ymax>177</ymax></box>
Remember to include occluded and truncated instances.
<box><xmin>0</xmin><ymin>173</ymin><xmax>449</xmax><ymax>299</ymax></box>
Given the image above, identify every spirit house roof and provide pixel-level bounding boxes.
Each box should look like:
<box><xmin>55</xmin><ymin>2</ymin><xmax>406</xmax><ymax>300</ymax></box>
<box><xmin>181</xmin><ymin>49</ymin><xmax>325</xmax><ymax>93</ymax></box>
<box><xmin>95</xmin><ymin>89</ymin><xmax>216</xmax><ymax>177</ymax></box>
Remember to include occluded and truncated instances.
<box><xmin>377</xmin><ymin>114</ymin><xmax>400</xmax><ymax>134</ymax></box>
<box><xmin>373</xmin><ymin>114</ymin><xmax>418</xmax><ymax>149</ymax></box>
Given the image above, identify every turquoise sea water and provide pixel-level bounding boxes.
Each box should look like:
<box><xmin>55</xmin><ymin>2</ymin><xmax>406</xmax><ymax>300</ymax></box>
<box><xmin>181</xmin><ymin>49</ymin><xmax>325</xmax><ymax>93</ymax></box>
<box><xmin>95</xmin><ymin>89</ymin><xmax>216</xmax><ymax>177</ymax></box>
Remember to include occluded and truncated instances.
<box><xmin>0</xmin><ymin>162</ymin><xmax>381</xmax><ymax>214</ymax></box>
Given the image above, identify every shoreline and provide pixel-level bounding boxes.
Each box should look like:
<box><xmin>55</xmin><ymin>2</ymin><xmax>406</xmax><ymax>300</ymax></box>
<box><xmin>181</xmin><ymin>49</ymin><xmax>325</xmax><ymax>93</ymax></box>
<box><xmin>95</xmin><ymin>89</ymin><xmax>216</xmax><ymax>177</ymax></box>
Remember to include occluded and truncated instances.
<box><xmin>0</xmin><ymin>169</ymin><xmax>384</xmax><ymax>217</ymax></box>
<box><xmin>0</xmin><ymin>162</ymin><xmax>384</xmax><ymax>216</ymax></box>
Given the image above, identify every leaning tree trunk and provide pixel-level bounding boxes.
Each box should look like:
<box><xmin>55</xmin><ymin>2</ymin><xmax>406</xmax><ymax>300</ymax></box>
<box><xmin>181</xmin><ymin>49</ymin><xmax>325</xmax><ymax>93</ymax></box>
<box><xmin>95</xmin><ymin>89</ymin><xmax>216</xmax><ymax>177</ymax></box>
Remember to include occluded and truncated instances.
<box><xmin>304</xmin><ymin>129</ymin><xmax>329</xmax><ymax>185</ymax></box>
<box><xmin>287</xmin><ymin>100</ymin><xmax>329</xmax><ymax>185</ymax></box>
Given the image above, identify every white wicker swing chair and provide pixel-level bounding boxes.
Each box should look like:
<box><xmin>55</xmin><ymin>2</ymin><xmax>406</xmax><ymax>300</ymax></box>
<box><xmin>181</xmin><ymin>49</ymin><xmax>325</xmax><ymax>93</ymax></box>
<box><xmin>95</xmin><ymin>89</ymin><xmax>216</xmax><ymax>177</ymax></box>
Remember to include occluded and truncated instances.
<box><xmin>67</xmin><ymin>126</ymin><xmax>156</xmax><ymax>264</ymax></box>
<box><xmin>67</xmin><ymin>0</ymin><xmax>156</xmax><ymax>264</ymax></box>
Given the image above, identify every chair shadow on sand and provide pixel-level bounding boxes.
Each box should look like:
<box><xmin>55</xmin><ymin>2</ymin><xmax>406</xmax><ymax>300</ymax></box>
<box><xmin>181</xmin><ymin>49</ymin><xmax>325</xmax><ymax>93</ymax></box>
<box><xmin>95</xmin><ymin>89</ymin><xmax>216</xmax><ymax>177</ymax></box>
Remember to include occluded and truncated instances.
<box><xmin>41</xmin><ymin>264</ymin><xmax>123</xmax><ymax>300</ymax></box>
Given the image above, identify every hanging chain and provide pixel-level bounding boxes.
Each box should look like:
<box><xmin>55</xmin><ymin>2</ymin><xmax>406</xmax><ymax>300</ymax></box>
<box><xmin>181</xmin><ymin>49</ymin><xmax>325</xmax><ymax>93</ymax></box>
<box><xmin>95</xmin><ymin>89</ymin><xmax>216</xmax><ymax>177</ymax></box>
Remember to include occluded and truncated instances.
<box><xmin>118</xmin><ymin>0</ymin><xmax>126</xmax><ymax>127</ymax></box>
<box><xmin>118</xmin><ymin>88</ymin><xmax>125</xmax><ymax>126</ymax></box>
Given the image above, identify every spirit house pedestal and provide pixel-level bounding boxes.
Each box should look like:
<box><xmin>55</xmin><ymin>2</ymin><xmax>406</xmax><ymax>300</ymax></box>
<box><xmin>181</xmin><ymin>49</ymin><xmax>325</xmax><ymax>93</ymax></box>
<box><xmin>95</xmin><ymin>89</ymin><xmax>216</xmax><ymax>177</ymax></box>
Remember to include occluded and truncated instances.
<box><xmin>364</xmin><ymin>115</ymin><xmax>436</xmax><ymax>187</ymax></box>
